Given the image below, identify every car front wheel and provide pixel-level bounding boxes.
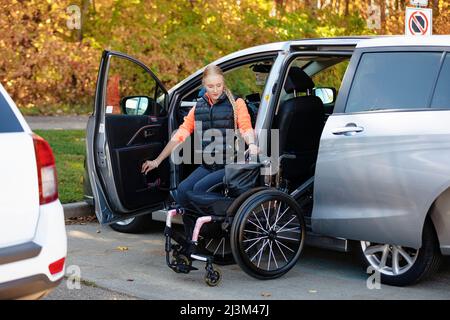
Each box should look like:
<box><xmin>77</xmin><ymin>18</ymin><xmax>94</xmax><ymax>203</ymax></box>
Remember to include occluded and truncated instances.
<box><xmin>359</xmin><ymin>220</ymin><xmax>442</xmax><ymax>286</ymax></box>
<box><xmin>110</xmin><ymin>214</ymin><xmax>153</xmax><ymax>233</ymax></box>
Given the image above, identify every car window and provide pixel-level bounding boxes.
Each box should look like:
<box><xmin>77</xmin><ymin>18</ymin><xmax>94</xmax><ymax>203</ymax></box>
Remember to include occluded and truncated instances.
<box><xmin>345</xmin><ymin>52</ymin><xmax>442</xmax><ymax>113</ymax></box>
<box><xmin>312</xmin><ymin>60</ymin><xmax>349</xmax><ymax>91</ymax></box>
<box><xmin>0</xmin><ymin>90</ymin><xmax>23</xmax><ymax>133</ymax></box>
<box><xmin>431</xmin><ymin>53</ymin><xmax>450</xmax><ymax>109</ymax></box>
<box><xmin>105</xmin><ymin>56</ymin><xmax>167</xmax><ymax>116</ymax></box>
<box><xmin>223</xmin><ymin>61</ymin><xmax>273</xmax><ymax>100</ymax></box>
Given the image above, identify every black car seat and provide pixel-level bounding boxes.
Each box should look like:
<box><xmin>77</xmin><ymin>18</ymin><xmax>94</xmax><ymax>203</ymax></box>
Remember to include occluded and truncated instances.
<box><xmin>273</xmin><ymin>67</ymin><xmax>325</xmax><ymax>184</ymax></box>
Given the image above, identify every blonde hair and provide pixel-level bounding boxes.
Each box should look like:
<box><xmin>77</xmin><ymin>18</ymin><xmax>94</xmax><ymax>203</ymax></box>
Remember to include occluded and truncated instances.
<box><xmin>202</xmin><ymin>64</ymin><xmax>238</xmax><ymax>131</ymax></box>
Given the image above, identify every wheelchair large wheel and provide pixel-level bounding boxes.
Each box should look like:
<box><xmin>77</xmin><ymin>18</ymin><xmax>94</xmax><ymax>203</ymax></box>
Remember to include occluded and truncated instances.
<box><xmin>230</xmin><ymin>189</ymin><xmax>306</xmax><ymax>279</ymax></box>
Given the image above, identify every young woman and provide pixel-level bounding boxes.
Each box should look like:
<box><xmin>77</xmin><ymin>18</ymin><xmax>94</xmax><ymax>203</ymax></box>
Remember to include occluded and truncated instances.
<box><xmin>141</xmin><ymin>64</ymin><xmax>257</xmax><ymax>207</ymax></box>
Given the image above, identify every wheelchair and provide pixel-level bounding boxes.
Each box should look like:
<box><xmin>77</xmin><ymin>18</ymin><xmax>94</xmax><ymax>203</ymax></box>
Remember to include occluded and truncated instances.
<box><xmin>164</xmin><ymin>155</ymin><xmax>307</xmax><ymax>286</ymax></box>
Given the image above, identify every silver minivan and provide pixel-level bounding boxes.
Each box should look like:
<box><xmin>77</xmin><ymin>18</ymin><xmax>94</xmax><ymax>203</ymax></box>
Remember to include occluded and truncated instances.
<box><xmin>85</xmin><ymin>35</ymin><xmax>450</xmax><ymax>286</ymax></box>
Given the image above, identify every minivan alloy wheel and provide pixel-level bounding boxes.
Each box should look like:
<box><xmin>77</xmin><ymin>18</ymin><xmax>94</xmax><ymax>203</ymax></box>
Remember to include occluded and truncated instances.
<box><xmin>361</xmin><ymin>241</ymin><xmax>419</xmax><ymax>276</ymax></box>
<box><xmin>115</xmin><ymin>217</ymin><xmax>136</xmax><ymax>226</ymax></box>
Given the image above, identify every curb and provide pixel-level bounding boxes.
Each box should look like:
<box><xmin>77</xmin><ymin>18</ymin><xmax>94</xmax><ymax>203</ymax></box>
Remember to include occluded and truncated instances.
<box><xmin>62</xmin><ymin>201</ymin><xmax>94</xmax><ymax>219</ymax></box>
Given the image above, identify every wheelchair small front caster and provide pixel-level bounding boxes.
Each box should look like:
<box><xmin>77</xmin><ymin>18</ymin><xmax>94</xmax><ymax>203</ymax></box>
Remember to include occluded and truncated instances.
<box><xmin>204</xmin><ymin>268</ymin><xmax>222</xmax><ymax>287</ymax></box>
<box><xmin>171</xmin><ymin>254</ymin><xmax>192</xmax><ymax>274</ymax></box>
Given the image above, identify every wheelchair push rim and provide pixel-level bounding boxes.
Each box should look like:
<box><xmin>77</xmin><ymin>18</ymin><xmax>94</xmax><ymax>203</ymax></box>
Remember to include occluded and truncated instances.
<box><xmin>230</xmin><ymin>189</ymin><xmax>306</xmax><ymax>279</ymax></box>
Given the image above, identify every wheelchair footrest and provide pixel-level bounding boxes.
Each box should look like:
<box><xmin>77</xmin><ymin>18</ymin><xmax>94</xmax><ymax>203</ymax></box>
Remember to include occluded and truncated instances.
<box><xmin>190</xmin><ymin>253</ymin><xmax>209</xmax><ymax>262</ymax></box>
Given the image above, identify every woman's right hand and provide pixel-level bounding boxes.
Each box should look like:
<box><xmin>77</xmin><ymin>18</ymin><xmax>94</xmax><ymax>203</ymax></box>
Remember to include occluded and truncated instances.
<box><xmin>141</xmin><ymin>159</ymin><xmax>159</xmax><ymax>174</ymax></box>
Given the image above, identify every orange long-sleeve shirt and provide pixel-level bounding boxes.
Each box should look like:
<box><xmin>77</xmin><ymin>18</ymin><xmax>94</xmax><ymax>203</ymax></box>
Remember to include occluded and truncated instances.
<box><xmin>172</xmin><ymin>94</ymin><xmax>254</xmax><ymax>143</ymax></box>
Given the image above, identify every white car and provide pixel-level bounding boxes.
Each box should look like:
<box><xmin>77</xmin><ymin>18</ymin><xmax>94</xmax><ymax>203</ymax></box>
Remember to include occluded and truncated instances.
<box><xmin>0</xmin><ymin>84</ymin><xmax>67</xmax><ymax>299</ymax></box>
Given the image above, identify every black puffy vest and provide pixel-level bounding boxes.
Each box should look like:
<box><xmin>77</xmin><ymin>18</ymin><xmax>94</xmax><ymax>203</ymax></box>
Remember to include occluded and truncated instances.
<box><xmin>194</xmin><ymin>93</ymin><xmax>236</xmax><ymax>170</ymax></box>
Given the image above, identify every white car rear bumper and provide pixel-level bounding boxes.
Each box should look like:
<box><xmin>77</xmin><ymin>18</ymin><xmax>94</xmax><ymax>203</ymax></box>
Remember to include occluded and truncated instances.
<box><xmin>0</xmin><ymin>200</ymin><xmax>67</xmax><ymax>299</ymax></box>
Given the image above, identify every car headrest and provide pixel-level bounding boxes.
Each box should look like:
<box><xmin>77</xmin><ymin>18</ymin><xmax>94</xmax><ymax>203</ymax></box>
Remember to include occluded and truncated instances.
<box><xmin>284</xmin><ymin>67</ymin><xmax>315</xmax><ymax>93</ymax></box>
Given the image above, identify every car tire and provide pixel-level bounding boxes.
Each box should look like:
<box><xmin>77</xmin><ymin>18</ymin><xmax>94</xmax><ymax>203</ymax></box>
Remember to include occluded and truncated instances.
<box><xmin>110</xmin><ymin>214</ymin><xmax>153</xmax><ymax>234</ymax></box>
<box><xmin>358</xmin><ymin>219</ymin><xmax>442</xmax><ymax>286</ymax></box>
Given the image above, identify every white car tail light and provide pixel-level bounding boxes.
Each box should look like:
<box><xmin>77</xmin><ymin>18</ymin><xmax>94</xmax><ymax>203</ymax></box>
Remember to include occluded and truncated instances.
<box><xmin>32</xmin><ymin>134</ymin><xmax>58</xmax><ymax>205</ymax></box>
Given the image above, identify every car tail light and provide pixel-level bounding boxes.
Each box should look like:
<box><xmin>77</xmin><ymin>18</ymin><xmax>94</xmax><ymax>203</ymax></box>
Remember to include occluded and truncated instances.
<box><xmin>49</xmin><ymin>257</ymin><xmax>65</xmax><ymax>275</ymax></box>
<box><xmin>32</xmin><ymin>134</ymin><xmax>58</xmax><ymax>205</ymax></box>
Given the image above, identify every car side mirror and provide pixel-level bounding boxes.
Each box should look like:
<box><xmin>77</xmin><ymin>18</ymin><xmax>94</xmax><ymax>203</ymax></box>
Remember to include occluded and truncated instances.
<box><xmin>314</xmin><ymin>87</ymin><xmax>336</xmax><ymax>105</ymax></box>
<box><xmin>120</xmin><ymin>96</ymin><xmax>151</xmax><ymax>115</ymax></box>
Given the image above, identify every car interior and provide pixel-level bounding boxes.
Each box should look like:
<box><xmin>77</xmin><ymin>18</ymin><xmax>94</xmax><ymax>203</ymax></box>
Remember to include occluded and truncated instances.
<box><xmin>270</xmin><ymin>56</ymin><xmax>349</xmax><ymax>191</ymax></box>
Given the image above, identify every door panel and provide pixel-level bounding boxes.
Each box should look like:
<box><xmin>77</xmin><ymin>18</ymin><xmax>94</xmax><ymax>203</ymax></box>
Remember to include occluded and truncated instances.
<box><xmin>87</xmin><ymin>50</ymin><xmax>169</xmax><ymax>224</ymax></box>
<box><xmin>313</xmin><ymin>111</ymin><xmax>450</xmax><ymax>248</ymax></box>
<box><xmin>105</xmin><ymin>115</ymin><xmax>169</xmax><ymax>211</ymax></box>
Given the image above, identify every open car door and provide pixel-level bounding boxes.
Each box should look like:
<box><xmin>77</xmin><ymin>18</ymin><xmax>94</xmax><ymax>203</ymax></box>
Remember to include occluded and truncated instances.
<box><xmin>86</xmin><ymin>50</ymin><xmax>170</xmax><ymax>224</ymax></box>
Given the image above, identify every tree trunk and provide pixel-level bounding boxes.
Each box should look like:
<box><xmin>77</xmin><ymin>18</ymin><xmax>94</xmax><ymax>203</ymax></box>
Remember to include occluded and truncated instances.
<box><xmin>78</xmin><ymin>0</ymin><xmax>91</xmax><ymax>42</ymax></box>
<box><xmin>433</xmin><ymin>0</ymin><xmax>440</xmax><ymax>17</ymax></box>
<box><xmin>380</xmin><ymin>0</ymin><xmax>386</xmax><ymax>33</ymax></box>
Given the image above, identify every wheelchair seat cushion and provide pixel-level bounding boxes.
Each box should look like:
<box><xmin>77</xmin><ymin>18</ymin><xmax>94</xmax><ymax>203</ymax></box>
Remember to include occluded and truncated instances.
<box><xmin>186</xmin><ymin>191</ymin><xmax>234</xmax><ymax>216</ymax></box>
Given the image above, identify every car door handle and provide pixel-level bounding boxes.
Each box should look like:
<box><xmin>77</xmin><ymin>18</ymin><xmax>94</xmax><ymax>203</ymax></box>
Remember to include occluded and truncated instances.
<box><xmin>126</xmin><ymin>125</ymin><xmax>160</xmax><ymax>146</ymax></box>
<box><xmin>331</xmin><ymin>124</ymin><xmax>364</xmax><ymax>136</ymax></box>
<box><xmin>144</xmin><ymin>128</ymin><xmax>155</xmax><ymax>138</ymax></box>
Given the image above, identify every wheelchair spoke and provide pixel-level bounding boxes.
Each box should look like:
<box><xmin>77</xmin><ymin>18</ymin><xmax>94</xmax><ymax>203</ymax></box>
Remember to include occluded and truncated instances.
<box><xmin>266</xmin><ymin>201</ymin><xmax>271</xmax><ymax>229</ymax></box>
<box><xmin>277</xmin><ymin>235</ymin><xmax>300</xmax><ymax>242</ymax></box>
<box><xmin>243</xmin><ymin>235</ymin><xmax>266</xmax><ymax>243</ymax></box>
<box><xmin>251</xmin><ymin>239</ymin><xmax>268</xmax><ymax>263</ymax></box>
<box><xmin>276</xmin><ymin>216</ymin><xmax>298</xmax><ymax>234</ymax></box>
<box><xmin>243</xmin><ymin>229</ymin><xmax>263</xmax><ymax>235</ymax></box>
<box><xmin>268</xmin><ymin>241</ymin><xmax>279</xmax><ymax>270</ymax></box>
<box><xmin>205</xmin><ymin>238</ymin><xmax>214</xmax><ymax>249</ymax></box>
<box><xmin>261</xmin><ymin>203</ymin><xmax>270</xmax><ymax>229</ymax></box>
<box><xmin>277</xmin><ymin>226</ymin><xmax>301</xmax><ymax>234</ymax></box>
<box><xmin>244</xmin><ymin>237</ymin><xmax>264</xmax><ymax>252</ymax></box>
<box><xmin>257</xmin><ymin>239</ymin><xmax>269</xmax><ymax>268</ymax></box>
<box><xmin>275</xmin><ymin>239</ymin><xmax>295</xmax><ymax>253</ymax></box>
<box><xmin>275</xmin><ymin>239</ymin><xmax>289</xmax><ymax>263</ymax></box>
<box><xmin>213</xmin><ymin>237</ymin><xmax>225</xmax><ymax>256</ymax></box>
<box><xmin>252</xmin><ymin>211</ymin><xmax>266</xmax><ymax>233</ymax></box>
<box><xmin>271</xmin><ymin>206</ymin><xmax>290</xmax><ymax>231</ymax></box>
<box><xmin>247</xmin><ymin>219</ymin><xmax>268</xmax><ymax>234</ymax></box>
<box><xmin>273</xmin><ymin>200</ymin><xmax>281</xmax><ymax>229</ymax></box>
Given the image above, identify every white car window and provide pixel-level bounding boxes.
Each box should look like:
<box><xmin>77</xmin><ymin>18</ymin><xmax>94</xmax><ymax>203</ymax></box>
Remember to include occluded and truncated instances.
<box><xmin>0</xmin><ymin>91</ymin><xmax>22</xmax><ymax>133</ymax></box>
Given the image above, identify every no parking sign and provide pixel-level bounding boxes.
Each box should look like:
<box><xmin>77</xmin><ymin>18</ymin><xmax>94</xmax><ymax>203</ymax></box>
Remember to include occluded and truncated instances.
<box><xmin>405</xmin><ymin>7</ymin><xmax>432</xmax><ymax>36</ymax></box>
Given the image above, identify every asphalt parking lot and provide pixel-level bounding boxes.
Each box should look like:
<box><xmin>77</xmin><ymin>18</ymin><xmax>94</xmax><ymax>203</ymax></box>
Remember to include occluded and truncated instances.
<box><xmin>44</xmin><ymin>221</ymin><xmax>450</xmax><ymax>300</ymax></box>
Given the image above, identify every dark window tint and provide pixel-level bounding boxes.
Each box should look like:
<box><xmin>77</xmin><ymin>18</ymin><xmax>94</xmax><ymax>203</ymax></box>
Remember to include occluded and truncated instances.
<box><xmin>0</xmin><ymin>91</ymin><xmax>23</xmax><ymax>133</ymax></box>
<box><xmin>346</xmin><ymin>52</ymin><xmax>442</xmax><ymax>113</ymax></box>
<box><xmin>431</xmin><ymin>54</ymin><xmax>450</xmax><ymax>109</ymax></box>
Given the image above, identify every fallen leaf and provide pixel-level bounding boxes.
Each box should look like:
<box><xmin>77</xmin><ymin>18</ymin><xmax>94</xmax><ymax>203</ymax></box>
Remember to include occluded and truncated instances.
<box><xmin>96</xmin><ymin>230</ymin><xmax>101</xmax><ymax>234</ymax></box>
<box><xmin>308</xmin><ymin>289</ymin><xmax>317</xmax><ymax>294</ymax></box>
<box><xmin>116</xmin><ymin>246</ymin><xmax>129</xmax><ymax>251</ymax></box>
<box><xmin>126</xmin><ymin>279</ymin><xmax>134</xmax><ymax>282</ymax></box>
<box><xmin>261</xmin><ymin>292</ymin><xmax>271</xmax><ymax>297</ymax></box>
